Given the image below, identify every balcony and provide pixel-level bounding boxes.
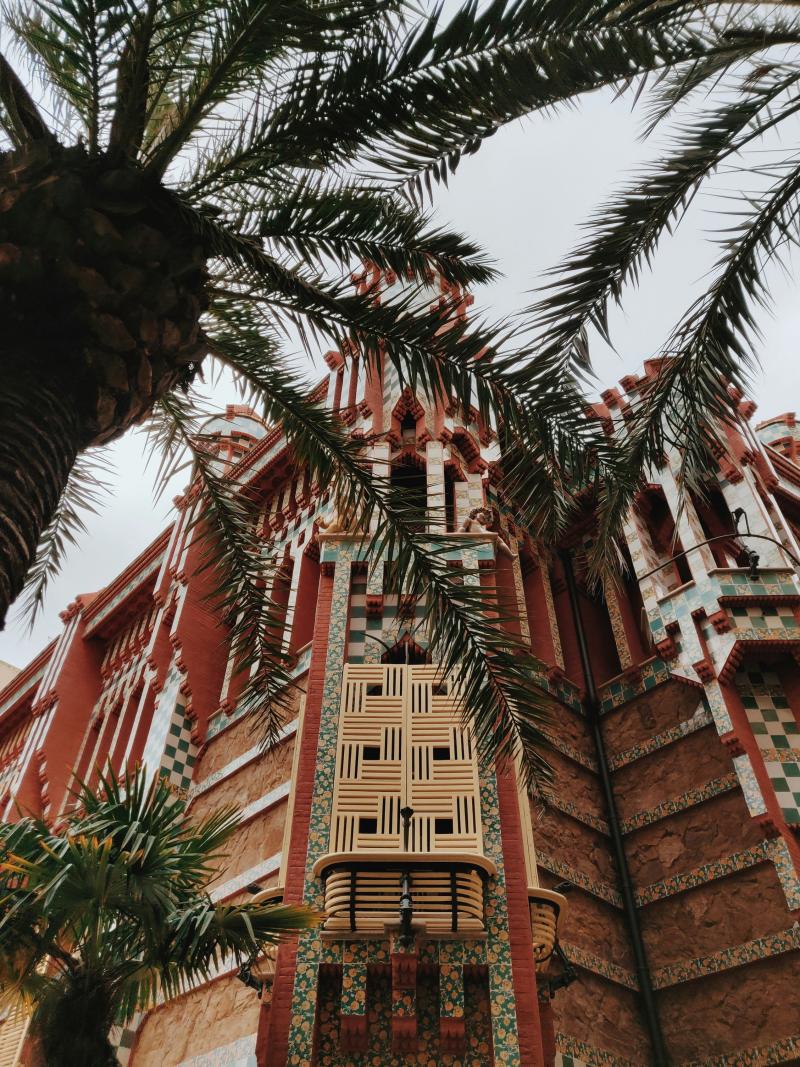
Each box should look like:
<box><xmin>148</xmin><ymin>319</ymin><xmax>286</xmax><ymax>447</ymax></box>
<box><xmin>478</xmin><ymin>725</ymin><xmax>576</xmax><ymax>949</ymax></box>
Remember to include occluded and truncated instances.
<box><xmin>313</xmin><ymin>853</ymin><xmax>496</xmax><ymax>935</ymax></box>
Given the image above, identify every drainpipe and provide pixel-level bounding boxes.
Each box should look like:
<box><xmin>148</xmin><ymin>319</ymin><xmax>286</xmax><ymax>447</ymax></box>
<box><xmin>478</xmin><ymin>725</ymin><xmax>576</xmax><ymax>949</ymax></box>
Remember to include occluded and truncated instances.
<box><xmin>560</xmin><ymin>551</ymin><xmax>669</xmax><ymax>1067</ymax></box>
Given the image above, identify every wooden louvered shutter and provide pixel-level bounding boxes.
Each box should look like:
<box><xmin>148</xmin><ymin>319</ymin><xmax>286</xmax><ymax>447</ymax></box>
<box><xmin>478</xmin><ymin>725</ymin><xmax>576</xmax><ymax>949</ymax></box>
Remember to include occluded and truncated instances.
<box><xmin>0</xmin><ymin>1005</ymin><xmax>29</xmax><ymax>1067</ymax></box>
<box><xmin>330</xmin><ymin>664</ymin><xmax>483</xmax><ymax>857</ymax></box>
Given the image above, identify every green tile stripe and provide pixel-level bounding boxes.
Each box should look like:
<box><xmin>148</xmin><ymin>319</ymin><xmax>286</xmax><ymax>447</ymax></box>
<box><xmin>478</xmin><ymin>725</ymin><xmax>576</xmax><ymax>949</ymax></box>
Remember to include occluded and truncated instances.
<box><xmin>539</xmin><ymin>789</ymin><xmax>610</xmax><ymax>835</ymax></box>
<box><xmin>607</xmin><ymin>706</ymin><xmax>713</xmax><ymax>770</ymax></box>
<box><xmin>651</xmin><ymin>925</ymin><xmax>800</xmax><ymax>989</ymax></box>
<box><xmin>536</xmin><ymin>850</ymin><xmax>622</xmax><ymax>909</ymax></box>
<box><xmin>560</xmin><ymin>943</ymin><xmax>638</xmax><ymax>991</ymax></box>
<box><xmin>619</xmin><ymin>773</ymin><xmax>738</xmax><ymax>835</ymax></box>
<box><xmin>635</xmin><ymin>842</ymin><xmax>771</xmax><ymax>906</ymax></box>
<box><xmin>681</xmin><ymin>1033</ymin><xmax>800</xmax><ymax>1066</ymax></box>
<box><xmin>555</xmin><ymin>1032</ymin><xmax>643</xmax><ymax>1067</ymax></box>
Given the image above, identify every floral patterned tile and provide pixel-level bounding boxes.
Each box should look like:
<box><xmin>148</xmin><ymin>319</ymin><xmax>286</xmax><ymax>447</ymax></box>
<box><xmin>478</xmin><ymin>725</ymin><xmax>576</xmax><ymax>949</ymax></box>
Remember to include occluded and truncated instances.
<box><xmin>651</xmin><ymin>925</ymin><xmax>800</xmax><ymax>989</ymax></box>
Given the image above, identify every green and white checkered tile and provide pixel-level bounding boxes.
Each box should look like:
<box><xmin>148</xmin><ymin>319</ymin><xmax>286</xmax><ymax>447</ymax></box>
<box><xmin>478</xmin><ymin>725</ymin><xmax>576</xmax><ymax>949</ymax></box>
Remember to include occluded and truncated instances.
<box><xmin>158</xmin><ymin>703</ymin><xmax>197</xmax><ymax>792</ymax></box>
<box><xmin>735</xmin><ymin>667</ymin><xmax>800</xmax><ymax>751</ymax></box>
<box><xmin>730</xmin><ymin>605</ymin><xmax>799</xmax><ymax>631</ymax></box>
<box><xmin>736</xmin><ymin>665</ymin><xmax>800</xmax><ymax>825</ymax></box>
<box><xmin>764</xmin><ymin>760</ymin><xmax>800</xmax><ymax>824</ymax></box>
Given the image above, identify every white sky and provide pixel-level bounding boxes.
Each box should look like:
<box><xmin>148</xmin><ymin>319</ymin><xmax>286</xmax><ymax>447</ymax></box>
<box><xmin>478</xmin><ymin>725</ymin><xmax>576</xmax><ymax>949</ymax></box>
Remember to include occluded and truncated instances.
<box><xmin>3</xmin><ymin>87</ymin><xmax>799</xmax><ymax>667</ymax></box>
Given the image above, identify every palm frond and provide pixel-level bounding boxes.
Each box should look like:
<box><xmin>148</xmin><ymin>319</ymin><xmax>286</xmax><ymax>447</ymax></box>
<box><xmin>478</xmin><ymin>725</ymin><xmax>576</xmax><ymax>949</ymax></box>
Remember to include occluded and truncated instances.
<box><xmin>527</xmin><ymin>60</ymin><xmax>800</xmax><ymax>377</ymax></box>
<box><xmin>0</xmin><ymin>45</ymin><xmax>52</xmax><ymax>144</ymax></box>
<box><xmin>590</xmin><ymin>156</ymin><xmax>800</xmax><ymax>578</ymax></box>
<box><xmin>144</xmin><ymin>391</ymin><xmax>298</xmax><ymax>748</ymax></box>
<box><xmin>207</xmin><ymin>301</ymin><xmax>556</xmax><ymax>782</ymax></box>
<box><xmin>17</xmin><ymin>448</ymin><xmax>113</xmax><ymax>628</ymax></box>
<box><xmin>236</xmin><ymin>0</ymin><xmax>728</xmax><ymax>202</ymax></box>
<box><xmin>8</xmin><ymin>0</ymin><xmax>131</xmax><ymax>149</ymax></box>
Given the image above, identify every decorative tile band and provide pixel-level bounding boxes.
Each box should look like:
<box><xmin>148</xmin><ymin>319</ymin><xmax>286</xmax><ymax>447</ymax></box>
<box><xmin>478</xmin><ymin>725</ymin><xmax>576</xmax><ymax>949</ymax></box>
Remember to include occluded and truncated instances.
<box><xmin>539</xmin><ymin>790</ymin><xmax>610</xmax><ymax>835</ymax></box>
<box><xmin>651</xmin><ymin>925</ymin><xmax>800</xmax><ymax>989</ymax></box>
<box><xmin>536</xmin><ymin>850</ymin><xmax>622</xmax><ymax>909</ymax></box>
<box><xmin>733</xmin><ymin>754</ymin><xmax>767</xmax><ymax>818</ymax></box>
<box><xmin>555</xmin><ymin>1032</ymin><xmax>642</xmax><ymax>1067</ymax></box>
<box><xmin>599</xmin><ymin>657</ymin><xmax>672</xmax><ymax>714</ymax></box>
<box><xmin>682</xmin><ymin>1033</ymin><xmax>800</xmax><ymax>1066</ymax></box>
<box><xmin>758</xmin><ymin>747</ymin><xmax>800</xmax><ymax>763</ymax></box>
<box><xmin>768</xmin><ymin>837</ymin><xmax>800</xmax><ymax>911</ymax></box>
<box><xmin>543</xmin><ymin>732</ymin><xmax>599</xmax><ymax>772</ymax></box>
<box><xmin>607</xmin><ymin>705</ymin><xmax>712</xmax><ymax>771</ymax></box>
<box><xmin>238</xmin><ymin>780</ymin><xmax>290</xmax><ymax>825</ymax></box>
<box><xmin>635</xmin><ymin>842</ymin><xmax>770</xmax><ymax>907</ymax></box>
<box><xmin>619</xmin><ymin>773</ymin><xmax>738</xmax><ymax>835</ymax></box>
<box><xmin>560</xmin><ymin>943</ymin><xmax>638</xmax><ymax>991</ymax></box>
<box><xmin>210</xmin><ymin>851</ymin><xmax>282</xmax><ymax>902</ymax></box>
<box><xmin>189</xmin><ymin>721</ymin><xmax>298</xmax><ymax>800</ymax></box>
<box><xmin>175</xmin><ymin>1034</ymin><xmax>257</xmax><ymax>1067</ymax></box>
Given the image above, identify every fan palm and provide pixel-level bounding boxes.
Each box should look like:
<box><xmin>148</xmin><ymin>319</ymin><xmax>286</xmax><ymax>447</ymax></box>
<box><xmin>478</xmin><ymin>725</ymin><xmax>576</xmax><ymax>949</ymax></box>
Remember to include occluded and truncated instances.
<box><xmin>0</xmin><ymin>0</ymin><xmax>744</xmax><ymax>777</ymax></box>
<box><xmin>0</xmin><ymin>767</ymin><xmax>316</xmax><ymax>1067</ymax></box>
<box><xmin>527</xmin><ymin>0</ymin><xmax>800</xmax><ymax>568</ymax></box>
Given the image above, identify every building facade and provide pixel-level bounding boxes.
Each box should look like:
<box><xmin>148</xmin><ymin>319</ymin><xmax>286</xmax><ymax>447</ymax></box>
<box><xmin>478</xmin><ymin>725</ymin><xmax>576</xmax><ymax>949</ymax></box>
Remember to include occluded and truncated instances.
<box><xmin>0</xmin><ymin>275</ymin><xmax>799</xmax><ymax>1066</ymax></box>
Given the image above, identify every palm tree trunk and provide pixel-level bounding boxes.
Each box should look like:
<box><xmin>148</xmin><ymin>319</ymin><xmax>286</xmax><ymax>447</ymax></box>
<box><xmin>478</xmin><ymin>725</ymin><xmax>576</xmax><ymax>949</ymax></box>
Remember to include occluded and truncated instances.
<box><xmin>35</xmin><ymin>975</ymin><xmax>120</xmax><ymax>1067</ymax></box>
<box><xmin>0</xmin><ymin>367</ymin><xmax>81</xmax><ymax>627</ymax></box>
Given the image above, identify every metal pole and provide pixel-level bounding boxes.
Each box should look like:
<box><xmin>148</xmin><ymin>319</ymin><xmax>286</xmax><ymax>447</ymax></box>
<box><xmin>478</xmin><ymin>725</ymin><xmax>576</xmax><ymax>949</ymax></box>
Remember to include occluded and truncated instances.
<box><xmin>560</xmin><ymin>551</ymin><xmax>669</xmax><ymax>1066</ymax></box>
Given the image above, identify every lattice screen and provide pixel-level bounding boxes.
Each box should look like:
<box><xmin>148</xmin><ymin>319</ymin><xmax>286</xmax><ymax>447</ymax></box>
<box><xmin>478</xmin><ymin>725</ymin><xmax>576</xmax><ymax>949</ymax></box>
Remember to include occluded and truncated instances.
<box><xmin>330</xmin><ymin>664</ymin><xmax>483</xmax><ymax>856</ymax></box>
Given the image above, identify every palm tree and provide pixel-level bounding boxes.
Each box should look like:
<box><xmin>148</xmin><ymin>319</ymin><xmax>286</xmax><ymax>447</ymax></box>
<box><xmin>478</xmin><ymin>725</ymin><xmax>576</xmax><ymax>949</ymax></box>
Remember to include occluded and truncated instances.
<box><xmin>526</xmin><ymin>0</ymin><xmax>800</xmax><ymax>568</ymax></box>
<box><xmin>0</xmin><ymin>767</ymin><xmax>316</xmax><ymax>1067</ymax></box>
<box><xmin>0</xmin><ymin>0</ymin><xmax>735</xmax><ymax>777</ymax></box>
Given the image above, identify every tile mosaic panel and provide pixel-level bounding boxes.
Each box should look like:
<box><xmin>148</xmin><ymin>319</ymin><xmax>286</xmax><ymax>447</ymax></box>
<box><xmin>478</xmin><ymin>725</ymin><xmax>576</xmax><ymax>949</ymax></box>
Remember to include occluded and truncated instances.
<box><xmin>314</xmin><ymin>960</ymin><xmax>495</xmax><ymax>1066</ymax></box>
<box><xmin>439</xmin><ymin>943</ymin><xmax>465</xmax><ymax>1019</ymax></box>
<box><xmin>340</xmin><ymin>963</ymin><xmax>367</xmax><ymax>1017</ymax></box>
<box><xmin>140</xmin><ymin>661</ymin><xmax>197</xmax><ymax>792</ymax></box>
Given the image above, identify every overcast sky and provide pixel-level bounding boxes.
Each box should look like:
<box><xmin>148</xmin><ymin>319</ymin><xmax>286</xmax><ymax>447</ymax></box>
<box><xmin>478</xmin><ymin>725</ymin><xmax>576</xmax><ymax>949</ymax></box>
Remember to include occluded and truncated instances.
<box><xmin>3</xmin><ymin>86</ymin><xmax>799</xmax><ymax>668</ymax></box>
